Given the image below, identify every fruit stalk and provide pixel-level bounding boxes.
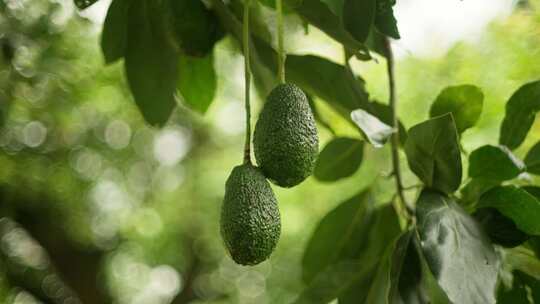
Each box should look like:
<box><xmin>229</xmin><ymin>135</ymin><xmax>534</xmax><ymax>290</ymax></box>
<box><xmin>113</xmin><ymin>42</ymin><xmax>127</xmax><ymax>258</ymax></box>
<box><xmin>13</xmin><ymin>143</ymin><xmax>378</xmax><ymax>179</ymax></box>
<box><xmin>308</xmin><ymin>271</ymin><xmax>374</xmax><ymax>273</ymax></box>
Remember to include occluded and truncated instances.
<box><xmin>384</xmin><ymin>37</ymin><xmax>413</xmax><ymax>219</ymax></box>
<box><xmin>276</xmin><ymin>0</ymin><xmax>285</xmax><ymax>84</ymax></box>
<box><xmin>243</xmin><ymin>0</ymin><xmax>252</xmax><ymax>164</ymax></box>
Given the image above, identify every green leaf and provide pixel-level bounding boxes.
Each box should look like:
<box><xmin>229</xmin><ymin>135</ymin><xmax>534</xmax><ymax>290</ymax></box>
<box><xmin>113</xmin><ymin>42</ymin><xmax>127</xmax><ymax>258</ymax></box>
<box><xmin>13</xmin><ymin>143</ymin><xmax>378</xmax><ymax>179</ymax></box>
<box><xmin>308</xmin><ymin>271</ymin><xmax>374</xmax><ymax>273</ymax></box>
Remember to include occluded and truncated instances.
<box><xmin>525</xmin><ymin>141</ymin><xmax>540</xmax><ymax>175</ymax></box>
<box><xmin>286</xmin><ymin>55</ymin><xmax>372</xmax><ymax>117</ymax></box>
<box><xmin>101</xmin><ymin>0</ymin><xmax>130</xmax><ymax>64</ymax></box>
<box><xmin>314</xmin><ymin>137</ymin><xmax>364</xmax><ymax>182</ymax></box>
<box><xmin>474</xmin><ymin>208</ymin><xmax>529</xmax><ymax>248</ymax></box>
<box><xmin>404</xmin><ymin>114</ymin><xmax>462</xmax><ymax>194</ymax></box>
<box><xmin>364</xmin><ymin>230</ymin><xmax>413</xmax><ymax>304</ymax></box>
<box><xmin>251</xmin><ymin>37</ymin><xmax>407</xmax><ymax>136</ymax></box>
<box><xmin>74</xmin><ymin>0</ymin><xmax>99</xmax><ymax>10</ymax></box>
<box><xmin>500</xmin><ymin>80</ymin><xmax>540</xmax><ymax>150</ymax></box>
<box><xmin>459</xmin><ymin>178</ymin><xmax>499</xmax><ymax>212</ymax></box>
<box><xmin>343</xmin><ymin>0</ymin><xmax>376</xmax><ymax>43</ymax></box>
<box><xmin>496</xmin><ymin>271</ymin><xmax>531</xmax><ymax>304</ymax></box>
<box><xmin>416</xmin><ymin>189</ymin><xmax>499</xmax><ymax>304</ymax></box>
<box><xmin>429</xmin><ymin>85</ymin><xmax>484</xmax><ymax>134</ymax></box>
<box><xmin>253</xmin><ymin>37</ymin><xmax>372</xmax><ymax>115</ymax></box>
<box><xmin>350</xmin><ymin>108</ymin><xmax>395</xmax><ymax>148</ymax></box>
<box><xmin>398</xmin><ymin>237</ymin><xmax>429</xmax><ymax>304</ymax></box>
<box><xmin>125</xmin><ymin>0</ymin><xmax>178</xmax><ymax>126</ymax></box>
<box><xmin>523</xmin><ymin>186</ymin><xmax>540</xmax><ymax>200</ymax></box>
<box><xmin>295</xmin><ymin>0</ymin><xmax>371</xmax><ymax>59</ymax></box>
<box><xmin>302</xmin><ymin>191</ymin><xmax>373</xmax><ymax>283</ymax></box>
<box><xmin>468</xmin><ymin>145</ymin><xmax>524</xmax><ymax>181</ymax></box>
<box><xmin>478</xmin><ymin>186</ymin><xmax>540</xmax><ymax>236</ymax></box>
<box><xmin>167</xmin><ymin>0</ymin><xmax>223</xmax><ymax>57</ymax></box>
<box><xmin>374</xmin><ymin>0</ymin><xmax>399</xmax><ymax>39</ymax></box>
<box><xmin>178</xmin><ymin>55</ymin><xmax>216</xmax><ymax>114</ymax></box>
<box><xmin>300</xmin><ymin>197</ymin><xmax>400</xmax><ymax>303</ymax></box>
<box><xmin>516</xmin><ymin>270</ymin><xmax>540</xmax><ymax>301</ymax></box>
<box><xmin>337</xmin><ymin>205</ymin><xmax>401</xmax><ymax>303</ymax></box>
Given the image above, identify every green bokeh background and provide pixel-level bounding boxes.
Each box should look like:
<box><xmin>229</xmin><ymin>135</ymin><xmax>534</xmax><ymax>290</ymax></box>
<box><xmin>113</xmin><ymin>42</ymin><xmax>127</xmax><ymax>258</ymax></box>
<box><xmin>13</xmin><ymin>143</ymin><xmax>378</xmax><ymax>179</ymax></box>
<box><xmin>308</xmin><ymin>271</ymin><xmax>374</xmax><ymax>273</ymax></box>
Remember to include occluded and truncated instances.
<box><xmin>1</xmin><ymin>0</ymin><xmax>540</xmax><ymax>303</ymax></box>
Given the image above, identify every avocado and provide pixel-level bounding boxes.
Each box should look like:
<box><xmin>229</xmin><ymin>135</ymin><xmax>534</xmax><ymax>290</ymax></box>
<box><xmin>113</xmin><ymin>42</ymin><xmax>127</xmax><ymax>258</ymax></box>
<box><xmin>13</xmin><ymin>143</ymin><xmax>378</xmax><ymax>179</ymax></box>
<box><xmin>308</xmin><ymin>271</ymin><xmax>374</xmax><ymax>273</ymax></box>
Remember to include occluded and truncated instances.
<box><xmin>220</xmin><ymin>163</ymin><xmax>281</xmax><ymax>265</ymax></box>
<box><xmin>253</xmin><ymin>83</ymin><xmax>319</xmax><ymax>187</ymax></box>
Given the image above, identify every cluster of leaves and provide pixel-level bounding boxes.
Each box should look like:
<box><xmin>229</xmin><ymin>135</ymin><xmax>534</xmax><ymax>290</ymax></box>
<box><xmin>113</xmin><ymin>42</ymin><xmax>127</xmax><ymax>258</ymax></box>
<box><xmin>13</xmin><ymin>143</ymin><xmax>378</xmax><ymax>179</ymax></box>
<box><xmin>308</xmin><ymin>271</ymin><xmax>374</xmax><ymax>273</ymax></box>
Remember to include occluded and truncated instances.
<box><xmin>81</xmin><ymin>0</ymin><xmax>400</xmax><ymax>128</ymax></box>
<box><xmin>304</xmin><ymin>81</ymin><xmax>540</xmax><ymax>303</ymax></box>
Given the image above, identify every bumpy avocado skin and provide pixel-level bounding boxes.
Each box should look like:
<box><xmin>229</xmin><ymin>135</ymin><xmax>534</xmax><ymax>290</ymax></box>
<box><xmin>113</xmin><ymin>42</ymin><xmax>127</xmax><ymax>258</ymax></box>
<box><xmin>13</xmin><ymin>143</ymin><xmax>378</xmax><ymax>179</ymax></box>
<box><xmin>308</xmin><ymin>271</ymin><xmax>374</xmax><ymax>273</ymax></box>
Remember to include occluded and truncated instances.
<box><xmin>253</xmin><ymin>83</ymin><xmax>319</xmax><ymax>187</ymax></box>
<box><xmin>220</xmin><ymin>164</ymin><xmax>281</xmax><ymax>265</ymax></box>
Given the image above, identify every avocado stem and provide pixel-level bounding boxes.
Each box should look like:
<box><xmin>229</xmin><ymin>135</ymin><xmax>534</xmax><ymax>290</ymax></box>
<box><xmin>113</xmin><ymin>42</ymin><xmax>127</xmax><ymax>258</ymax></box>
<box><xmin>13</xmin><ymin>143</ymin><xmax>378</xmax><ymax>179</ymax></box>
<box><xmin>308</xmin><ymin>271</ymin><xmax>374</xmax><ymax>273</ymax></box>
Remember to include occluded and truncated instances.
<box><xmin>276</xmin><ymin>0</ymin><xmax>285</xmax><ymax>84</ymax></box>
<box><xmin>243</xmin><ymin>0</ymin><xmax>252</xmax><ymax>164</ymax></box>
<box><xmin>384</xmin><ymin>37</ymin><xmax>414</xmax><ymax>220</ymax></box>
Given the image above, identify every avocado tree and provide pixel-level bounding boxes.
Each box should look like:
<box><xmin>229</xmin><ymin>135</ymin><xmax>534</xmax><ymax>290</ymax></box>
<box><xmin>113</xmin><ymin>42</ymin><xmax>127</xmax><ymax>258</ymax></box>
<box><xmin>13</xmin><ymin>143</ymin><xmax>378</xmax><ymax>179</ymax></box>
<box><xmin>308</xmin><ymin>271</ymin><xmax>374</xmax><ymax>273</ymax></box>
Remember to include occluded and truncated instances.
<box><xmin>72</xmin><ymin>0</ymin><xmax>540</xmax><ymax>303</ymax></box>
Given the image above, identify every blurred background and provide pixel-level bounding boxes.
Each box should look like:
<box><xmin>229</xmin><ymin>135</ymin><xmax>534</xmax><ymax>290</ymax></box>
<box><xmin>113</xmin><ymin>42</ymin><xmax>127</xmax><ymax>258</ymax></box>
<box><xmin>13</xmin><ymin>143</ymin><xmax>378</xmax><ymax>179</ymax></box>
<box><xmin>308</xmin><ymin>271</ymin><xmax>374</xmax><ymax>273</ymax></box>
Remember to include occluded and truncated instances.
<box><xmin>0</xmin><ymin>0</ymin><xmax>539</xmax><ymax>303</ymax></box>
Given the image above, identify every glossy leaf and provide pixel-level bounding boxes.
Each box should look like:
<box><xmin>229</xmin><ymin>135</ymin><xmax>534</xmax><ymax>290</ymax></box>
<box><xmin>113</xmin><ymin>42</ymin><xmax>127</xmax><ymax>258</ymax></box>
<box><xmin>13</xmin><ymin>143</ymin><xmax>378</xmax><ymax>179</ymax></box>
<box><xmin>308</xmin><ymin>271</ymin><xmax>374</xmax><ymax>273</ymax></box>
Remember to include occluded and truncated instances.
<box><xmin>74</xmin><ymin>0</ymin><xmax>99</xmax><ymax>9</ymax></box>
<box><xmin>429</xmin><ymin>85</ymin><xmax>484</xmax><ymax>133</ymax></box>
<box><xmin>468</xmin><ymin>145</ymin><xmax>524</xmax><ymax>181</ymax></box>
<box><xmin>416</xmin><ymin>190</ymin><xmax>499</xmax><ymax>304</ymax></box>
<box><xmin>124</xmin><ymin>0</ymin><xmax>178</xmax><ymax>126</ymax></box>
<box><xmin>524</xmin><ymin>140</ymin><xmax>540</xmax><ymax>175</ymax></box>
<box><xmin>101</xmin><ymin>0</ymin><xmax>130</xmax><ymax>64</ymax></box>
<box><xmin>350</xmin><ymin>108</ymin><xmax>395</xmax><ymax>148</ymax></box>
<box><xmin>478</xmin><ymin>186</ymin><xmax>540</xmax><ymax>236</ymax></box>
<box><xmin>499</xmin><ymin>80</ymin><xmax>540</xmax><ymax>150</ymax></box>
<box><xmin>374</xmin><ymin>0</ymin><xmax>399</xmax><ymax>39</ymax></box>
<box><xmin>364</xmin><ymin>230</ymin><xmax>413</xmax><ymax>304</ymax></box>
<box><xmin>343</xmin><ymin>0</ymin><xmax>376</xmax><ymax>43</ymax></box>
<box><xmin>314</xmin><ymin>138</ymin><xmax>364</xmax><ymax>182</ymax></box>
<box><xmin>178</xmin><ymin>55</ymin><xmax>217</xmax><ymax>114</ymax></box>
<box><xmin>404</xmin><ymin>114</ymin><xmax>462</xmax><ymax>194</ymax></box>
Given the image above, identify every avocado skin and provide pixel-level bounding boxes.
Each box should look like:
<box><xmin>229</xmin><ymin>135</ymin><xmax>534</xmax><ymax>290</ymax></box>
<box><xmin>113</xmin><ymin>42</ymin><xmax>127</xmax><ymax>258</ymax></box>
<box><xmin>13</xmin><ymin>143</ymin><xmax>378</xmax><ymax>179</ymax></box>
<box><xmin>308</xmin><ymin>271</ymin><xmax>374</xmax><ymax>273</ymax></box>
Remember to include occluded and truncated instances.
<box><xmin>221</xmin><ymin>164</ymin><xmax>281</xmax><ymax>265</ymax></box>
<box><xmin>254</xmin><ymin>83</ymin><xmax>319</xmax><ymax>187</ymax></box>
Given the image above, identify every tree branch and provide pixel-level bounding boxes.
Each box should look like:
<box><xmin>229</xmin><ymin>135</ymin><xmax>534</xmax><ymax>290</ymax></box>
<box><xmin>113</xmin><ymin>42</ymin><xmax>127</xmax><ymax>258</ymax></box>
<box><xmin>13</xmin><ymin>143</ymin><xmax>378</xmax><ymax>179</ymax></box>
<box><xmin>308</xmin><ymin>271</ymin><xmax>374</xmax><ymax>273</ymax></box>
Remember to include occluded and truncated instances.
<box><xmin>384</xmin><ymin>38</ymin><xmax>414</xmax><ymax>220</ymax></box>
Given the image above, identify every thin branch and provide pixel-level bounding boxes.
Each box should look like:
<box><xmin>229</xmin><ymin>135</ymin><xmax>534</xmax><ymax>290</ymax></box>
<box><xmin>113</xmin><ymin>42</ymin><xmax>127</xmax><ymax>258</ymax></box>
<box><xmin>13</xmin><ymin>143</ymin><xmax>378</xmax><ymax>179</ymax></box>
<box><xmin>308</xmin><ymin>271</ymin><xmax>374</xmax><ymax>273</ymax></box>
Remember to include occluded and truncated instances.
<box><xmin>243</xmin><ymin>0</ymin><xmax>252</xmax><ymax>164</ymax></box>
<box><xmin>384</xmin><ymin>38</ymin><xmax>414</xmax><ymax>219</ymax></box>
<box><xmin>276</xmin><ymin>0</ymin><xmax>285</xmax><ymax>84</ymax></box>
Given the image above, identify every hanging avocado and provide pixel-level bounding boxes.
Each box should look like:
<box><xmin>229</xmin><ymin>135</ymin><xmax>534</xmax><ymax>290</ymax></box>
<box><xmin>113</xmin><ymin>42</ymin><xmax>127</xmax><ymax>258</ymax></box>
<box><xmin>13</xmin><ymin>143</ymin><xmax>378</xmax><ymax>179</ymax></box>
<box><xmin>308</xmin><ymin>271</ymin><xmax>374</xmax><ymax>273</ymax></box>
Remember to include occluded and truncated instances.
<box><xmin>253</xmin><ymin>83</ymin><xmax>319</xmax><ymax>187</ymax></box>
<box><xmin>220</xmin><ymin>163</ymin><xmax>281</xmax><ymax>265</ymax></box>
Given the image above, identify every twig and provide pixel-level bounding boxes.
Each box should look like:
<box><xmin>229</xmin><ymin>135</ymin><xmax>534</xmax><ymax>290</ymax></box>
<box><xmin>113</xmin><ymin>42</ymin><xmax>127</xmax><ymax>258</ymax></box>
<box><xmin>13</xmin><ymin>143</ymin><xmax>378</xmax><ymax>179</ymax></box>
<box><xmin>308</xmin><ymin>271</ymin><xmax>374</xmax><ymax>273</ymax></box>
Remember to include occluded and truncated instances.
<box><xmin>243</xmin><ymin>0</ymin><xmax>252</xmax><ymax>164</ymax></box>
<box><xmin>384</xmin><ymin>38</ymin><xmax>414</xmax><ymax>219</ymax></box>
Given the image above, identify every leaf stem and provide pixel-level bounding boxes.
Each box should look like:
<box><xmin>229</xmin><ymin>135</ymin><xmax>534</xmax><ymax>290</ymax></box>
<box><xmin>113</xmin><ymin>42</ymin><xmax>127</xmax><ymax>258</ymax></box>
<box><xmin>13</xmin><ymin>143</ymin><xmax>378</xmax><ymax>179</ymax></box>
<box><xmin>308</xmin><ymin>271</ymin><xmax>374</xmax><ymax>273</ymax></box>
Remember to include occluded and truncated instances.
<box><xmin>276</xmin><ymin>0</ymin><xmax>285</xmax><ymax>83</ymax></box>
<box><xmin>384</xmin><ymin>38</ymin><xmax>414</xmax><ymax>219</ymax></box>
<box><xmin>243</xmin><ymin>0</ymin><xmax>252</xmax><ymax>164</ymax></box>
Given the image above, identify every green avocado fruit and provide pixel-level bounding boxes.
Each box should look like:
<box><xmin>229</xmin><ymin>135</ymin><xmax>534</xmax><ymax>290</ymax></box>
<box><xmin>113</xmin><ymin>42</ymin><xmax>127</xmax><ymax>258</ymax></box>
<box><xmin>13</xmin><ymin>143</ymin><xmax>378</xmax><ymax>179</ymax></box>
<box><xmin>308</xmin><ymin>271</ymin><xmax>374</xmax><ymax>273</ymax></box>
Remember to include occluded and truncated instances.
<box><xmin>253</xmin><ymin>83</ymin><xmax>319</xmax><ymax>187</ymax></box>
<box><xmin>220</xmin><ymin>163</ymin><xmax>281</xmax><ymax>265</ymax></box>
